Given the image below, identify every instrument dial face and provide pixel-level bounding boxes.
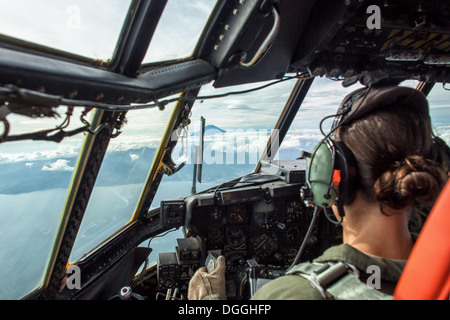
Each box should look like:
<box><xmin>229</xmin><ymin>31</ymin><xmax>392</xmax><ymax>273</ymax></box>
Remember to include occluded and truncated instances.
<box><xmin>207</xmin><ymin>227</ymin><xmax>223</xmax><ymax>243</ymax></box>
<box><xmin>252</xmin><ymin>233</ymin><xmax>277</xmax><ymax>260</ymax></box>
<box><xmin>225</xmin><ymin>227</ymin><xmax>247</xmax><ymax>249</ymax></box>
<box><xmin>253</xmin><ymin>201</ymin><xmax>276</xmax><ymax>228</ymax></box>
<box><xmin>285</xmin><ymin>227</ymin><xmax>300</xmax><ymax>243</ymax></box>
<box><xmin>227</xmin><ymin>204</ymin><xmax>249</xmax><ymax>224</ymax></box>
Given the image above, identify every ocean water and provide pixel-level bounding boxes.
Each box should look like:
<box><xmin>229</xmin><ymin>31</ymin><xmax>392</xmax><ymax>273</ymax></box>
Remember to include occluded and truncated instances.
<box><xmin>0</xmin><ymin>188</ymin><xmax>67</xmax><ymax>299</ymax></box>
<box><xmin>0</xmin><ymin>178</ymin><xmax>226</xmax><ymax>299</ymax></box>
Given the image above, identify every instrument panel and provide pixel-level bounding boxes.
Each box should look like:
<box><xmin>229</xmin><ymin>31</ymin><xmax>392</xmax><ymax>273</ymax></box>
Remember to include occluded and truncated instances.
<box><xmin>193</xmin><ymin>197</ymin><xmax>310</xmax><ymax>266</ymax></box>
<box><xmin>158</xmin><ymin>165</ymin><xmax>334</xmax><ymax>299</ymax></box>
<box><xmin>185</xmin><ymin>180</ymin><xmax>317</xmax><ymax>299</ymax></box>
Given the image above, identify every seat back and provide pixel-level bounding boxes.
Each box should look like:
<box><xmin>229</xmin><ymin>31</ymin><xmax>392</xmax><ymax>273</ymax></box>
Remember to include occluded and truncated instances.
<box><xmin>394</xmin><ymin>180</ymin><xmax>450</xmax><ymax>300</ymax></box>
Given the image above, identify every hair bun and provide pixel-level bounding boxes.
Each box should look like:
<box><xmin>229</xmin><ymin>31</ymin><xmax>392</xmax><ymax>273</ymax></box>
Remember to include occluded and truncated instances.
<box><xmin>374</xmin><ymin>155</ymin><xmax>447</xmax><ymax>211</ymax></box>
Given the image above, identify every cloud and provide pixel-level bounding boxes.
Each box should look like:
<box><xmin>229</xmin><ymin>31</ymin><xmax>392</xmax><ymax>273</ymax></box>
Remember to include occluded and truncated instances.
<box><xmin>226</xmin><ymin>104</ymin><xmax>253</xmax><ymax>110</ymax></box>
<box><xmin>0</xmin><ymin>145</ymin><xmax>80</xmax><ymax>164</ymax></box>
<box><xmin>433</xmin><ymin>124</ymin><xmax>450</xmax><ymax>145</ymax></box>
<box><xmin>42</xmin><ymin>159</ymin><xmax>74</xmax><ymax>172</ymax></box>
<box><xmin>172</xmin><ymin>128</ymin><xmax>278</xmax><ymax>165</ymax></box>
<box><xmin>279</xmin><ymin>129</ymin><xmax>323</xmax><ymax>150</ymax></box>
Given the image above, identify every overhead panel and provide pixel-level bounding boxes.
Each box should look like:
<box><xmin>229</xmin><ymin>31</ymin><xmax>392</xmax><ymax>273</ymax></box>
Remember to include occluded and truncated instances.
<box><xmin>202</xmin><ymin>0</ymin><xmax>315</xmax><ymax>88</ymax></box>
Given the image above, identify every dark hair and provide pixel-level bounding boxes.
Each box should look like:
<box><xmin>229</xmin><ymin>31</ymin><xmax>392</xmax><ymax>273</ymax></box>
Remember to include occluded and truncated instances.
<box><xmin>337</xmin><ymin>104</ymin><xmax>448</xmax><ymax>217</ymax></box>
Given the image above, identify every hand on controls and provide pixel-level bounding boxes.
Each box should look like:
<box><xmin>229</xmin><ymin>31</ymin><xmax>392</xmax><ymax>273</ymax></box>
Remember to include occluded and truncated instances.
<box><xmin>188</xmin><ymin>255</ymin><xmax>226</xmax><ymax>300</ymax></box>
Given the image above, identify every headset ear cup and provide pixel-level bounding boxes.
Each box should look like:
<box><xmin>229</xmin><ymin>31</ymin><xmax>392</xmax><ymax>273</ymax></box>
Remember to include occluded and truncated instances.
<box><xmin>334</xmin><ymin>141</ymin><xmax>358</xmax><ymax>206</ymax></box>
<box><xmin>306</xmin><ymin>141</ymin><xmax>335</xmax><ymax>208</ymax></box>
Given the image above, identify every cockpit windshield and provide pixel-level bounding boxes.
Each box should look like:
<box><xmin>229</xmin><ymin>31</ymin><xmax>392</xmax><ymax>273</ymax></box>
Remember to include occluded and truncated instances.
<box><xmin>0</xmin><ymin>0</ymin><xmax>133</xmax><ymax>61</ymax></box>
<box><xmin>0</xmin><ymin>0</ymin><xmax>221</xmax><ymax>299</ymax></box>
<box><xmin>151</xmin><ymin>79</ymin><xmax>298</xmax><ymax>207</ymax></box>
<box><xmin>0</xmin><ymin>110</ymin><xmax>86</xmax><ymax>299</ymax></box>
<box><xmin>143</xmin><ymin>0</ymin><xmax>217</xmax><ymax>64</ymax></box>
<box><xmin>69</xmin><ymin>103</ymin><xmax>177</xmax><ymax>263</ymax></box>
<box><xmin>0</xmin><ymin>0</ymin><xmax>217</xmax><ymax>65</ymax></box>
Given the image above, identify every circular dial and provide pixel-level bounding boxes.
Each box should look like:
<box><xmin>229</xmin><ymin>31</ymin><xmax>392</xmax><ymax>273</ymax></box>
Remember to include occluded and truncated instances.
<box><xmin>227</xmin><ymin>204</ymin><xmax>249</xmax><ymax>224</ymax></box>
<box><xmin>285</xmin><ymin>227</ymin><xmax>300</xmax><ymax>243</ymax></box>
<box><xmin>207</xmin><ymin>227</ymin><xmax>223</xmax><ymax>243</ymax></box>
<box><xmin>252</xmin><ymin>233</ymin><xmax>277</xmax><ymax>260</ymax></box>
<box><xmin>225</xmin><ymin>227</ymin><xmax>247</xmax><ymax>249</ymax></box>
<box><xmin>253</xmin><ymin>201</ymin><xmax>276</xmax><ymax>229</ymax></box>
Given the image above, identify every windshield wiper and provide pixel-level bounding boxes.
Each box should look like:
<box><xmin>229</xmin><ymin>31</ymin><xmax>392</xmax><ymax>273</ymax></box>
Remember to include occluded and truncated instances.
<box><xmin>191</xmin><ymin>116</ymin><xmax>205</xmax><ymax>194</ymax></box>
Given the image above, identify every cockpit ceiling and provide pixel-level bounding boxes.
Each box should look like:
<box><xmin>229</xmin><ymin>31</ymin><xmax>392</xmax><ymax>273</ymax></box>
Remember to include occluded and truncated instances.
<box><xmin>205</xmin><ymin>0</ymin><xmax>450</xmax><ymax>88</ymax></box>
<box><xmin>288</xmin><ymin>0</ymin><xmax>450</xmax><ymax>83</ymax></box>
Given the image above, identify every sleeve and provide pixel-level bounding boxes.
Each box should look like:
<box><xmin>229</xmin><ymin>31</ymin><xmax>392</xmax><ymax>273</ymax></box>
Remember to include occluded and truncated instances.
<box><xmin>201</xmin><ymin>293</ymin><xmax>227</xmax><ymax>300</ymax></box>
<box><xmin>250</xmin><ymin>275</ymin><xmax>325</xmax><ymax>300</ymax></box>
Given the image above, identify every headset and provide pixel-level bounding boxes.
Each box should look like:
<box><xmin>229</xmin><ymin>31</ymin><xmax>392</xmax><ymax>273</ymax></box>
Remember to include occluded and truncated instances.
<box><xmin>303</xmin><ymin>82</ymin><xmax>441</xmax><ymax>223</ymax></box>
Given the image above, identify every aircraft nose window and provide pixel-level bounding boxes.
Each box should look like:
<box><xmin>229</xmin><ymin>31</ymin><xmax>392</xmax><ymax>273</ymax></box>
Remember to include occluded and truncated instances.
<box><xmin>276</xmin><ymin>78</ymin><xmax>364</xmax><ymax>160</ymax></box>
<box><xmin>69</xmin><ymin>103</ymin><xmax>177</xmax><ymax>263</ymax></box>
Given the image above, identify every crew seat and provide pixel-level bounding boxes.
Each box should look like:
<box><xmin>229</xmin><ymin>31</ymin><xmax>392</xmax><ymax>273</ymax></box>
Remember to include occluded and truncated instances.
<box><xmin>394</xmin><ymin>180</ymin><xmax>450</xmax><ymax>300</ymax></box>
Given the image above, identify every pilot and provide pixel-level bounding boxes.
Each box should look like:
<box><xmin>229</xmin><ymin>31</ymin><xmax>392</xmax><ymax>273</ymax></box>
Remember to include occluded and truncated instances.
<box><xmin>187</xmin><ymin>84</ymin><xmax>449</xmax><ymax>300</ymax></box>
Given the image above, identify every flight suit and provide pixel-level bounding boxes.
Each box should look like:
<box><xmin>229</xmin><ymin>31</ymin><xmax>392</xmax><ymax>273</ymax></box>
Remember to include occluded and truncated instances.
<box><xmin>251</xmin><ymin>244</ymin><xmax>406</xmax><ymax>300</ymax></box>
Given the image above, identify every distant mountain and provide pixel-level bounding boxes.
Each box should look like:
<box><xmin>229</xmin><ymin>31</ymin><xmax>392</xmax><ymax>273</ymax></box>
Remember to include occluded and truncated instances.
<box><xmin>191</xmin><ymin>124</ymin><xmax>226</xmax><ymax>136</ymax></box>
<box><xmin>205</xmin><ymin>125</ymin><xmax>226</xmax><ymax>133</ymax></box>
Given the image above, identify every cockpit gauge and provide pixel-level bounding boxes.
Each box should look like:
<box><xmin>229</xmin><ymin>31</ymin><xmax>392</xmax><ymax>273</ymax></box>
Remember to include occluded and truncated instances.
<box><xmin>251</xmin><ymin>233</ymin><xmax>277</xmax><ymax>260</ymax></box>
<box><xmin>285</xmin><ymin>227</ymin><xmax>300</xmax><ymax>243</ymax></box>
<box><xmin>224</xmin><ymin>251</ymin><xmax>247</xmax><ymax>274</ymax></box>
<box><xmin>227</xmin><ymin>204</ymin><xmax>249</xmax><ymax>224</ymax></box>
<box><xmin>225</xmin><ymin>227</ymin><xmax>247</xmax><ymax>249</ymax></box>
<box><xmin>207</xmin><ymin>227</ymin><xmax>223</xmax><ymax>243</ymax></box>
<box><xmin>210</xmin><ymin>207</ymin><xmax>222</xmax><ymax>222</ymax></box>
<box><xmin>253</xmin><ymin>201</ymin><xmax>276</xmax><ymax>229</ymax></box>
